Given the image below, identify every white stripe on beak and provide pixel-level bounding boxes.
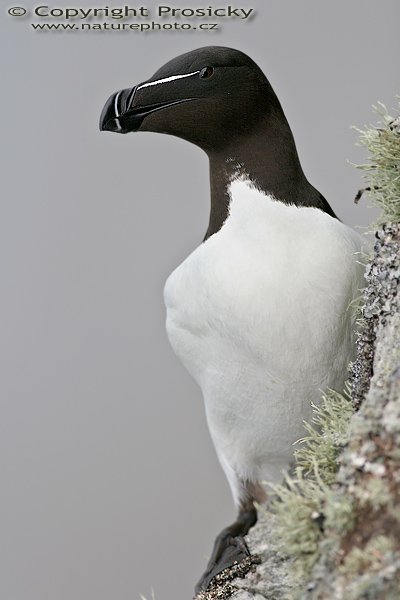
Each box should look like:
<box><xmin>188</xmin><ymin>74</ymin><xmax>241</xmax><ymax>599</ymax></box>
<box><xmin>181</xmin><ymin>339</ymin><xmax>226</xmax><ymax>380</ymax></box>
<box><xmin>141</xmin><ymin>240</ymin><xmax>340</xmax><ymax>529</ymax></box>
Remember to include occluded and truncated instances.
<box><xmin>114</xmin><ymin>90</ymin><xmax>121</xmax><ymax>117</ymax></box>
<box><xmin>137</xmin><ymin>70</ymin><xmax>201</xmax><ymax>92</ymax></box>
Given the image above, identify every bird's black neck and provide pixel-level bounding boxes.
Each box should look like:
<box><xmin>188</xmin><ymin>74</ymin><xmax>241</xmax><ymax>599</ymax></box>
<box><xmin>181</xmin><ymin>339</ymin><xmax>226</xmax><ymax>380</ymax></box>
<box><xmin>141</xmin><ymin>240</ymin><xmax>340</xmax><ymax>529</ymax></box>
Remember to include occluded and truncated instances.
<box><xmin>204</xmin><ymin>114</ymin><xmax>336</xmax><ymax>240</ymax></box>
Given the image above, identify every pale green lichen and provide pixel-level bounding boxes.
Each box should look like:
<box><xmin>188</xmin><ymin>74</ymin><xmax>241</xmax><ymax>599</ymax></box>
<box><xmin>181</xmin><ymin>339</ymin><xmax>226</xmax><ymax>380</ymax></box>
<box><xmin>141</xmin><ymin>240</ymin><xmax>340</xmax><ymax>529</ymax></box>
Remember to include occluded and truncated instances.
<box><xmin>351</xmin><ymin>476</ymin><xmax>392</xmax><ymax>510</ymax></box>
<box><xmin>295</xmin><ymin>387</ymin><xmax>354</xmax><ymax>485</ymax></box>
<box><xmin>335</xmin><ymin>536</ymin><xmax>400</xmax><ymax>600</ymax></box>
<box><xmin>354</xmin><ymin>100</ymin><xmax>400</xmax><ymax>224</ymax></box>
<box><xmin>267</xmin><ymin>388</ymin><xmax>355</xmax><ymax>581</ymax></box>
<box><xmin>268</xmin><ymin>469</ymin><xmax>326</xmax><ymax>577</ymax></box>
<box><xmin>339</xmin><ymin>535</ymin><xmax>395</xmax><ymax>576</ymax></box>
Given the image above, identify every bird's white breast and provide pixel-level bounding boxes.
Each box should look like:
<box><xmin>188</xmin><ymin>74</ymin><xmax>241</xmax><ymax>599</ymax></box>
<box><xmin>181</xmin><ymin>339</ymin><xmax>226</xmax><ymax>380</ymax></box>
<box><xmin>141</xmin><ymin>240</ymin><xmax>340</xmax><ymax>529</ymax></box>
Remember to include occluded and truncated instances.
<box><xmin>164</xmin><ymin>179</ymin><xmax>363</xmax><ymax>497</ymax></box>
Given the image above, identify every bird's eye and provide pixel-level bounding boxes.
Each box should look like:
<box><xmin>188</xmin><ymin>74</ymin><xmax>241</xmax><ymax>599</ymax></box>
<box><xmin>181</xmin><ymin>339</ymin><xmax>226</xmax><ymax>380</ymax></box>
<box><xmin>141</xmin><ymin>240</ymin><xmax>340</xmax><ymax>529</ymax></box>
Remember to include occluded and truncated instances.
<box><xmin>199</xmin><ymin>66</ymin><xmax>215</xmax><ymax>80</ymax></box>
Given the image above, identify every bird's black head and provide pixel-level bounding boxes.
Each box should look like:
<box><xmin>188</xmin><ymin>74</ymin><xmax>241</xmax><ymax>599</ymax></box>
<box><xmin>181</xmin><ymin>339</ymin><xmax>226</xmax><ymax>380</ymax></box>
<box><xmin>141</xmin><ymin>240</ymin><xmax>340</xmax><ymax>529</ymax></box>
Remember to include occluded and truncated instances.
<box><xmin>99</xmin><ymin>46</ymin><xmax>281</xmax><ymax>153</ymax></box>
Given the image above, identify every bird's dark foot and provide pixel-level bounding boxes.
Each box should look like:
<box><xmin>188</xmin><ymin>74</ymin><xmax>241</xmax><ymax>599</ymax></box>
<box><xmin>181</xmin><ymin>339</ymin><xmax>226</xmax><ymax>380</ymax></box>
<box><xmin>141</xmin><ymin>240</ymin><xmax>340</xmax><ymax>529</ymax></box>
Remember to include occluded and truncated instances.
<box><xmin>194</xmin><ymin>486</ymin><xmax>265</xmax><ymax>595</ymax></box>
<box><xmin>195</xmin><ymin>533</ymin><xmax>250</xmax><ymax>594</ymax></box>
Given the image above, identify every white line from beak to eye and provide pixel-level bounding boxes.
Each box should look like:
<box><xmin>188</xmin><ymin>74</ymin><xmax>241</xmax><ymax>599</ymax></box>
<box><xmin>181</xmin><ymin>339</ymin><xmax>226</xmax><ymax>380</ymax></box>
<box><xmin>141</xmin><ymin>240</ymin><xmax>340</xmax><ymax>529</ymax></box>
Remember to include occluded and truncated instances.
<box><xmin>137</xmin><ymin>70</ymin><xmax>201</xmax><ymax>91</ymax></box>
<box><xmin>114</xmin><ymin>90</ymin><xmax>121</xmax><ymax>117</ymax></box>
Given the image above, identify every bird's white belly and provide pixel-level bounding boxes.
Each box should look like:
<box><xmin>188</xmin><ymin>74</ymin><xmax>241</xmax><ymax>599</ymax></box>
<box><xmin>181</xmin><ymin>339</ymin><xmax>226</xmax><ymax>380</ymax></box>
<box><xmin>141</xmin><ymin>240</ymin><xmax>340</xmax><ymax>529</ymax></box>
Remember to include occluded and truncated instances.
<box><xmin>164</xmin><ymin>180</ymin><xmax>363</xmax><ymax>490</ymax></box>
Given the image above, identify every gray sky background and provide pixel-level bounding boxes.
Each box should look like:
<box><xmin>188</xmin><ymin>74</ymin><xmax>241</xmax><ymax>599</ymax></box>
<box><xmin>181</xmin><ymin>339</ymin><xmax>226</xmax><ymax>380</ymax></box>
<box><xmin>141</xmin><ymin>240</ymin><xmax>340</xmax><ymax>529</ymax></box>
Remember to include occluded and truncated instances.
<box><xmin>1</xmin><ymin>1</ymin><xmax>399</xmax><ymax>599</ymax></box>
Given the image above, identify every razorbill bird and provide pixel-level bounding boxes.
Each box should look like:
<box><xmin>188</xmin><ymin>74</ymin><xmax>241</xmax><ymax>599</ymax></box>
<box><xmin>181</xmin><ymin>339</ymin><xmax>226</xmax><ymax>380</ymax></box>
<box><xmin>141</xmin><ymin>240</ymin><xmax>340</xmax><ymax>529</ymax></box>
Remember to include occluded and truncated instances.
<box><xmin>99</xmin><ymin>46</ymin><xmax>364</xmax><ymax>593</ymax></box>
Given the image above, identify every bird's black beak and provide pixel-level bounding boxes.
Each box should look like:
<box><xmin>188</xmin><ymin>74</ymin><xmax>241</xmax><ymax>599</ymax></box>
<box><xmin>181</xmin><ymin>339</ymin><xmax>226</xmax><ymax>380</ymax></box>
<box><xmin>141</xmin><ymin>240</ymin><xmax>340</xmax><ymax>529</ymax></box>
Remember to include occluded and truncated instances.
<box><xmin>99</xmin><ymin>84</ymin><xmax>197</xmax><ymax>134</ymax></box>
<box><xmin>99</xmin><ymin>86</ymin><xmax>142</xmax><ymax>134</ymax></box>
